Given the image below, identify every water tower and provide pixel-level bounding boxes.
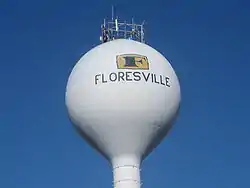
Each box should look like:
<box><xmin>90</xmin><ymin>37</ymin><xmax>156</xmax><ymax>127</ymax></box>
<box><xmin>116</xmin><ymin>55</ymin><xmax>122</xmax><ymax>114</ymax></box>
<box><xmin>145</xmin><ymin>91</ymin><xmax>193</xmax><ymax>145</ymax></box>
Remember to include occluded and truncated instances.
<box><xmin>65</xmin><ymin>8</ymin><xmax>181</xmax><ymax>188</ymax></box>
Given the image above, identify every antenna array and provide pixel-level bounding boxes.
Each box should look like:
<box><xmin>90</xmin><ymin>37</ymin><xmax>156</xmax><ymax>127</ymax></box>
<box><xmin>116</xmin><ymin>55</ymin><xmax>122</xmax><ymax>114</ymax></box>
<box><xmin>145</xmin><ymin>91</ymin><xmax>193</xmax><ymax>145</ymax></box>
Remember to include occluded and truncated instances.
<box><xmin>100</xmin><ymin>7</ymin><xmax>145</xmax><ymax>43</ymax></box>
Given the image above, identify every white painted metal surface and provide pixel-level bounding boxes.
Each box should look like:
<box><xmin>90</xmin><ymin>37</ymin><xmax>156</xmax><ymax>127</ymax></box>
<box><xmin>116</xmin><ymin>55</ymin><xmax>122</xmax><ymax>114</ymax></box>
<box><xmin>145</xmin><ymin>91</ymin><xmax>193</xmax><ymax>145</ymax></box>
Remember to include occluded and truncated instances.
<box><xmin>65</xmin><ymin>39</ymin><xmax>181</xmax><ymax>188</ymax></box>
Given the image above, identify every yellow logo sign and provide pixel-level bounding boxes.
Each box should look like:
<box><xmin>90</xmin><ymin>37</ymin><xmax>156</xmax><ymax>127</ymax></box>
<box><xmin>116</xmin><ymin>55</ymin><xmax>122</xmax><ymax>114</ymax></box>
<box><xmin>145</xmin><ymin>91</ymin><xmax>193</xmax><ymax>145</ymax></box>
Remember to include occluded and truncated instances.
<box><xmin>116</xmin><ymin>54</ymin><xmax>149</xmax><ymax>70</ymax></box>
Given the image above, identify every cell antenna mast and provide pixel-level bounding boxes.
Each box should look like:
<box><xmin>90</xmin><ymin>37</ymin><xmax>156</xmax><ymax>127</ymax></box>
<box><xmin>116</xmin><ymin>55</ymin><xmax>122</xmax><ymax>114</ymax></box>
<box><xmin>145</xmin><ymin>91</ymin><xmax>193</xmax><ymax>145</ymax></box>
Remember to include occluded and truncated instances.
<box><xmin>112</xmin><ymin>5</ymin><xmax>114</xmax><ymax>21</ymax></box>
<box><xmin>100</xmin><ymin>7</ymin><xmax>145</xmax><ymax>44</ymax></box>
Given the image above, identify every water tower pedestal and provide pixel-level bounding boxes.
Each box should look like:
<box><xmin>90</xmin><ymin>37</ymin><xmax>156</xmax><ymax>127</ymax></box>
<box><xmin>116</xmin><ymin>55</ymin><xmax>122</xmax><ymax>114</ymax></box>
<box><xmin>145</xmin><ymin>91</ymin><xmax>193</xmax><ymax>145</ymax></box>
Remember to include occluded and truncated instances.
<box><xmin>112</xmin><ymin>156</ymin><xmax>141</xmax><ymax>188</ymax></box>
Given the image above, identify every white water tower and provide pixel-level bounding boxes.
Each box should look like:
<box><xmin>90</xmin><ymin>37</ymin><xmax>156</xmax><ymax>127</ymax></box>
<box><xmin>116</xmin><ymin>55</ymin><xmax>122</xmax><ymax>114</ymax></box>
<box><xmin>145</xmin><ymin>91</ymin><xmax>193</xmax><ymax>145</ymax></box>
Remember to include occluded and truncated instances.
<box><xmin>65</xmin><ymin>9</ymin><xmax>181</xmax><ymax>188</ymax></box>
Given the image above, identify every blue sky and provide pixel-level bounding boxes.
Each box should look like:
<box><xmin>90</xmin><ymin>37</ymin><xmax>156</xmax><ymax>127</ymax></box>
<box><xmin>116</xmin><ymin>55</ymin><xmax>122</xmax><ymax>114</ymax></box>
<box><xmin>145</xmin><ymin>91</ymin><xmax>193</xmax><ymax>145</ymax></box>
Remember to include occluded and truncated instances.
<box><xmin>0</xmin><ymin>0</ymin><xmax>249</xmax><ymax>187</ymax></box>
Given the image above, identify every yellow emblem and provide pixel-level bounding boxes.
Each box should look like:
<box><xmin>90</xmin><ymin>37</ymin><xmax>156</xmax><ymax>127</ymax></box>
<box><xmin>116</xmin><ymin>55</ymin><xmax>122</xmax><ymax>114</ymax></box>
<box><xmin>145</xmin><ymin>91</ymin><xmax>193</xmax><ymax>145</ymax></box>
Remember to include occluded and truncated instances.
<box><xmin>116</xmin><ymin>54</ymin><xmax>149</xmax><ymax>70</ymax></box>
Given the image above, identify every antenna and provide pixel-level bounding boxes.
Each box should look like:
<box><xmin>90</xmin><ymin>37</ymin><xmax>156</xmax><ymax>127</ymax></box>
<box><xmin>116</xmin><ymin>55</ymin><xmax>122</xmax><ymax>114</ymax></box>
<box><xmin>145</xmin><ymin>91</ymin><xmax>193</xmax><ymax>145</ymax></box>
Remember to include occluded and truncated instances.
<box><xmin>112</xmin><ymin>5</ymin><xmax>114</xmax><ymax>21</ymax></box>
<box><xmin>100</xmin><ymin>7</ymin><xmax>146</xmax><ymax>43</ymax></box>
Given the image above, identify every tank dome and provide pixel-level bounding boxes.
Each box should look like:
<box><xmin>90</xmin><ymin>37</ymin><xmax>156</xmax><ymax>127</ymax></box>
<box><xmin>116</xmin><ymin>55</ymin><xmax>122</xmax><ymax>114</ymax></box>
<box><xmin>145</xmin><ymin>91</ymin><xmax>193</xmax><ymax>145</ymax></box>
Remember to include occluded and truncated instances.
<box><xmin>65</xmin><ymin>39</ymin><xmax>181</xmax><ymax>161</ymax></box>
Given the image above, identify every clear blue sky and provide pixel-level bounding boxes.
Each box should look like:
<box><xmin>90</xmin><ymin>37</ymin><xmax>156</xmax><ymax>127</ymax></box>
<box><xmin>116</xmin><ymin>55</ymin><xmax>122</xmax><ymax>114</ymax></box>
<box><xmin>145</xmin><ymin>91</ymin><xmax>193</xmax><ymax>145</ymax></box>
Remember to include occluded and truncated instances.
<box><xmin>0</xmin><ymin>0</ymin><xmax>249</xmax><ymax>187</ymax></box>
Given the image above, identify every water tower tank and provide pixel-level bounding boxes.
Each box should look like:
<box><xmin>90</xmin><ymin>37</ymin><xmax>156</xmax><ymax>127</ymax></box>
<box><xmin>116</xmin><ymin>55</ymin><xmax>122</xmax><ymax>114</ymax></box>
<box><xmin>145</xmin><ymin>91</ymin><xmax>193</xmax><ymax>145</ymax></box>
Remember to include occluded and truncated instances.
<box><xmin>65</xmin><ymin>13</ymin><xmax>181</xmax><ymax>188</ymax></box>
